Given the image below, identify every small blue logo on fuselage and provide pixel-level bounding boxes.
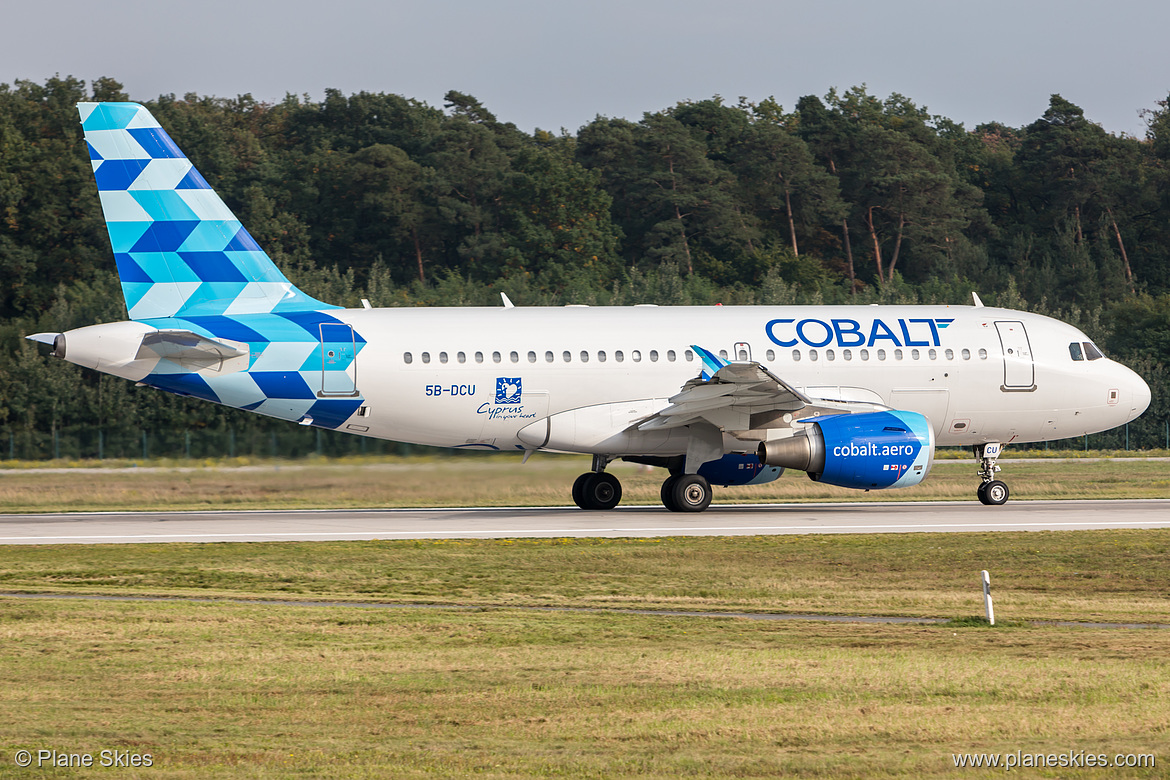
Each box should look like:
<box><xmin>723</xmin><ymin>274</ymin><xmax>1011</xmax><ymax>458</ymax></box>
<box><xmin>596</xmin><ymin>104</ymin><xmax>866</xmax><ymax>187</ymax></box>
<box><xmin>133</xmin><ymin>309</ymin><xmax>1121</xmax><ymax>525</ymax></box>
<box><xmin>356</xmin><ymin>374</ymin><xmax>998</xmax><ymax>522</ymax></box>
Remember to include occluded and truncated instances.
<box><xmin>495</xmin><ymin>377</ymin><xmax>522</xmax><ymax>404</ymax></box>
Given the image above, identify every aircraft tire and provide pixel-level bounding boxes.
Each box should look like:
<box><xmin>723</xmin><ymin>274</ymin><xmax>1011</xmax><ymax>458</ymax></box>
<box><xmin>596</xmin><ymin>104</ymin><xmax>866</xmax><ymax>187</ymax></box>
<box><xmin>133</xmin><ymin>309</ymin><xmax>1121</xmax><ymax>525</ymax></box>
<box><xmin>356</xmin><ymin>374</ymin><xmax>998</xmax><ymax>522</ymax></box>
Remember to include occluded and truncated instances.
<box><xmin>571</xmin><ymin>473</ymin><xmax>591</xmax><ymax>509</ymax></box>
<box><xmin>660</xmin><ymin>475</ymin><xmax>680</xmax><ymax>512</ymax></box>
<box><xmin>977</xmin><ymin>480</ymin><xmax>1009</xmax><ymax>506</ymax></box>
<box><xmin>581</xmin><ymin>472</ymin><xmax>622</xmax><ymax>510</ymax></box>
<box><xmin>670</xmin><ymin>474</ymin><xmax>712</xmax><ymax>513</ymax></box>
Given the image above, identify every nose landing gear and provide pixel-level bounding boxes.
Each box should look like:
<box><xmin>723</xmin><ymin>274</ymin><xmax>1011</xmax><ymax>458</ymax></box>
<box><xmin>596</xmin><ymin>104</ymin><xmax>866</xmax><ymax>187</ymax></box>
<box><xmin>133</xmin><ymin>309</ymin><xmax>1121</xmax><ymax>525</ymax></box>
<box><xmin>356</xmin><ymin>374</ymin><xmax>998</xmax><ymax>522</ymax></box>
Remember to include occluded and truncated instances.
<box><xmin>975</xmin><ymin>442</ymin><xmax>1009</xmax><ymax>505</ymax></box>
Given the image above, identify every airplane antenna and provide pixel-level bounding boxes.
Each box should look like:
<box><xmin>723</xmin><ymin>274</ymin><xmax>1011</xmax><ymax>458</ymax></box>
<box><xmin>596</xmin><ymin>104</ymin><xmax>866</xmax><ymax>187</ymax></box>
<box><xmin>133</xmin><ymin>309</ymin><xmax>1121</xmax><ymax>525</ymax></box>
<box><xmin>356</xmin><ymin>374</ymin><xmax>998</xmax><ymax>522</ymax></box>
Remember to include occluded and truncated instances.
<box><xmin>501</xmin><ymin>292</ymin><xmax>515</xmax><ymax>308</ymax></box>
<box><xmin>971</xmin><ymin>291</ymin><xmax>985</xmax><ymax>308</ymax></box>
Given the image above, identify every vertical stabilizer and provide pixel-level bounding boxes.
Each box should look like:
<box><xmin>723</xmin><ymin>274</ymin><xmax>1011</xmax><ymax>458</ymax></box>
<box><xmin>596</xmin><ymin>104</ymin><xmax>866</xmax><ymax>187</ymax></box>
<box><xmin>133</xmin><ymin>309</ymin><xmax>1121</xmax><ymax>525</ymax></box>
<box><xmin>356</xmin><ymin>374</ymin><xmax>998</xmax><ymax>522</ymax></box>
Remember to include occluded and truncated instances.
<box><xmin>78</xmin><ymin>102</ymin><xmax>335</xmax><ymax>321</ymax></box>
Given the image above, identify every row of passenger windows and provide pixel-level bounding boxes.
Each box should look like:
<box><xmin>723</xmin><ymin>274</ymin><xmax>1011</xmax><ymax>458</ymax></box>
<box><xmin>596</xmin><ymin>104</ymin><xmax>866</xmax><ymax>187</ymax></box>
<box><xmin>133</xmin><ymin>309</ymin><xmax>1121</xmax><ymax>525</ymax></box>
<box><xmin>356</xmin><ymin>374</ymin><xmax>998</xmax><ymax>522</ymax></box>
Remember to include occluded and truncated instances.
<box><xmin>405</xmin><ymin>348</ymin><xmax>693</xmax><ymax>365</ymax></box>
<box><xmin>402</xmin><ymin>346</ymin><xmax>989</xmax><ymax>364</ymax></box>
<box><xmin>791</xmin><ymin>347</ymin><xmax>988</xmax><ymax>362</ymax></box>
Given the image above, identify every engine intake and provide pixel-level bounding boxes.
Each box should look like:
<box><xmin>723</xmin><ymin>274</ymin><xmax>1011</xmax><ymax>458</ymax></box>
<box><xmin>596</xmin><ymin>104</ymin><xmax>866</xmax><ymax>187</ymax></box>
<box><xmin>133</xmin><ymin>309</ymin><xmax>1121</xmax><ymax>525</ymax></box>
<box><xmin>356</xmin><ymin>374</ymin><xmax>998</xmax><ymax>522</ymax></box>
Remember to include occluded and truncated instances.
<box><xmin>758</xmin><ymin>410</ymin><xmax>934</xmax><ymax>490</ymax></box>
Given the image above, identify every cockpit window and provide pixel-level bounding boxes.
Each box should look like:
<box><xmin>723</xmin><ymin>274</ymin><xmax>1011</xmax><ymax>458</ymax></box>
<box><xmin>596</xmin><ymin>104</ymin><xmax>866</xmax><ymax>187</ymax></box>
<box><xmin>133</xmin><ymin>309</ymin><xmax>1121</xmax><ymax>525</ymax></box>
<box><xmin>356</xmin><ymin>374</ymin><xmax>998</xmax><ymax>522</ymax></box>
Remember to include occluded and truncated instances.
<box><xmin>1069</xmin><ymin>342</ymin><xmax>1084</xmax><ymax>361</ymax></box>
<box><xmin>1084</xmin><ymin>342</ymin><xmax>1104</xmax><ymax>361</ymax></box>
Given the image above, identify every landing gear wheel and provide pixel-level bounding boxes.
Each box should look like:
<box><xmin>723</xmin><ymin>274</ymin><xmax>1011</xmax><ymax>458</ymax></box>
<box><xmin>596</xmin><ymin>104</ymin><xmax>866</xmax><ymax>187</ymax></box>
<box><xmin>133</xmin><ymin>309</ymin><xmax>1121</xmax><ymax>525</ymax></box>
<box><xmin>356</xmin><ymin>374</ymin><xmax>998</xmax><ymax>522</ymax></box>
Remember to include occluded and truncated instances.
<box><xmin>579</xmin><ymin>472</ymin><xmax>622</xmax><ymax>510</ymax></box>
<box><xmin>670</xmin><ymin>474</ymin><xmax>712</xmax><ymax>513</ymax></box>
<box><xmin>660</xmin><ymin>475</ymin><xmax>680</xmax><ymax>512</ymax></box>
<box><xmin>977</xmin><ymin>480</ymin><xmax>1009</xmax><ymax>506</ymax></box>
<box><xmin>571</xmin><ymin>473</ymin><xmax>591</xmax><ymax>509</ymax></box>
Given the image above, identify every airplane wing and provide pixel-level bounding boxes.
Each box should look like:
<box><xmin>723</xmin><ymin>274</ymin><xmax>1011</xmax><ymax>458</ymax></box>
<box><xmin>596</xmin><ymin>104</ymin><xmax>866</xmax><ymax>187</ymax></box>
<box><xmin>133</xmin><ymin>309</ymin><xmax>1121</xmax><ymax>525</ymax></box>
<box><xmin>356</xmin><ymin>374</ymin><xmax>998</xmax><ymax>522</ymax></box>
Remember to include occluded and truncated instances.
<box><xmin>636</xmin><ymin>345</ymin><xmax>886</xmax><ymax>434</ymax></box>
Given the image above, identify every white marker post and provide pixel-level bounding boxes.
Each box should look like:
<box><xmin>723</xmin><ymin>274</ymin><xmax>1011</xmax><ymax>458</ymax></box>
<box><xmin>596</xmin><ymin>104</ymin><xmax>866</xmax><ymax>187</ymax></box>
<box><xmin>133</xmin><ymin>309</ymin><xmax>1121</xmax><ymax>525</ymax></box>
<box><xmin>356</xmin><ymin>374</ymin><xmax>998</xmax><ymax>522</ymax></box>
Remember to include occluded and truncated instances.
<box><xmin>981</xmin><ymin>570</ymin><xmax>995</xmax><ymax>626</ymax></box>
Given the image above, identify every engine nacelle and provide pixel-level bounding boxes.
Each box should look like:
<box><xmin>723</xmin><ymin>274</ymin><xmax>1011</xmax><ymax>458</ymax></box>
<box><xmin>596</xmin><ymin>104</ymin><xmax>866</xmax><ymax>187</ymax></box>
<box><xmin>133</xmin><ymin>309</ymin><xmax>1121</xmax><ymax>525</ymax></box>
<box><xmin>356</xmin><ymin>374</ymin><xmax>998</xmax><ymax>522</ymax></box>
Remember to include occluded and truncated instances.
<box><xmin>697</xmin><ymin>453</ymin><xmax>783</xmax><ymax>487</ymax></box>
<box><xmin>757</xmin><ymin>410</ymin><xmax>934</xmax><ymax>490</ymax></box>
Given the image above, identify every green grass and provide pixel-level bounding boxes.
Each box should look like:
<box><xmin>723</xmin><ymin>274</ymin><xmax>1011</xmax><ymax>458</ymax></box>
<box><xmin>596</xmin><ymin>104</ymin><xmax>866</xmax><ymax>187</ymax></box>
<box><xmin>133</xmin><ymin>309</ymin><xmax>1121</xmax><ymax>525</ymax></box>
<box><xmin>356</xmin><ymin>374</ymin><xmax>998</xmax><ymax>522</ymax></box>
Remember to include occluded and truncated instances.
<box><xmin>1</xmin><ymin>454</ymin><xmax>1168</xmax><ymax>512</ymax></box>
<box><xmin>1</xmin><ymin>598</ymin><xmax>1167</xmax><ymax>778</ymax></box>
<box><xmin>4</xmin><ymin>530</ymin><xmax>1170</xmax><ymax>623</ymax></box>
<box><xmin>4</xmin><ymin>531</ymin><xmax>1170</xmax><ymax>777</ymax></box>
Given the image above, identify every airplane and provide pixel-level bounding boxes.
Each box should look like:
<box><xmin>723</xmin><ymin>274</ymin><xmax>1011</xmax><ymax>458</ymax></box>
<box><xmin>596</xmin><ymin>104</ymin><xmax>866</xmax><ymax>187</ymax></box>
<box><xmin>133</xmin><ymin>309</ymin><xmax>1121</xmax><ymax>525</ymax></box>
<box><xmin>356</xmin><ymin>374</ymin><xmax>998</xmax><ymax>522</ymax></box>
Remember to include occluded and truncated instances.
<box><xmin>27</xmin><ymin>102</ymin><xmax>1152</xmax><ymax>512</ymax></box>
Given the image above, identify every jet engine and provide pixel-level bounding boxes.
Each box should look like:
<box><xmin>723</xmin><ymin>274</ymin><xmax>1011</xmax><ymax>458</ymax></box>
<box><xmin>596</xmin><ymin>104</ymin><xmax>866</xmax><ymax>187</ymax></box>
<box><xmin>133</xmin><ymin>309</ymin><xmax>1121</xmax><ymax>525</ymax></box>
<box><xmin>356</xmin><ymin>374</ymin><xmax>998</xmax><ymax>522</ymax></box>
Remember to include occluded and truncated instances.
<box><xmin>757</xmin><ymin>410</ymin><xmax>934</xmax><ymax>490</ymax></box>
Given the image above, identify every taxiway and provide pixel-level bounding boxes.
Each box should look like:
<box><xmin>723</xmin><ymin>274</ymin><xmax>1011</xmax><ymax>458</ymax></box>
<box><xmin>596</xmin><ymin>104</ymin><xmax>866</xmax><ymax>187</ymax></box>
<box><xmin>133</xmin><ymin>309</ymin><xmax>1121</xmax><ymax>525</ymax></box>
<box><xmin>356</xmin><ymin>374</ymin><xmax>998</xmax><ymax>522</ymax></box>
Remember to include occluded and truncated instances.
<box><xmin>0</xmin><ymin>499</ymin><xmax>1168</xmax><ymax>544</ymax></box>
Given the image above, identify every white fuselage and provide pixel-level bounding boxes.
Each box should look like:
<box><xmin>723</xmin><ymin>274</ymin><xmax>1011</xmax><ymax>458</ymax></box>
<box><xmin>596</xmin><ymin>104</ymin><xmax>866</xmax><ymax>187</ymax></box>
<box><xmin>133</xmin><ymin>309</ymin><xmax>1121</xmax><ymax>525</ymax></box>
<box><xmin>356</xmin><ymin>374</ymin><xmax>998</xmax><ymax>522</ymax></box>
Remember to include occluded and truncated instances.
<box><xmin>323</xmin><ymin>304</ymin><xmax>1148</xmax><ymax>453</ymax></box>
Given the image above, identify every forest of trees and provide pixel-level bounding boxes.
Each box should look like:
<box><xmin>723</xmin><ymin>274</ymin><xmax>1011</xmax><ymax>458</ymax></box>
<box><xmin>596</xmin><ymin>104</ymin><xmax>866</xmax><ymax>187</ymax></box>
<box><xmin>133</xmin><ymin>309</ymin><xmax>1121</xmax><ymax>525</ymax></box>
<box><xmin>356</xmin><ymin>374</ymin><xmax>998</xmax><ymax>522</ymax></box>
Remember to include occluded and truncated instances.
<box><xmin>1</xmin><ymin>75</ymin><xmax>1168</xmax><ymax>458</ymax></box>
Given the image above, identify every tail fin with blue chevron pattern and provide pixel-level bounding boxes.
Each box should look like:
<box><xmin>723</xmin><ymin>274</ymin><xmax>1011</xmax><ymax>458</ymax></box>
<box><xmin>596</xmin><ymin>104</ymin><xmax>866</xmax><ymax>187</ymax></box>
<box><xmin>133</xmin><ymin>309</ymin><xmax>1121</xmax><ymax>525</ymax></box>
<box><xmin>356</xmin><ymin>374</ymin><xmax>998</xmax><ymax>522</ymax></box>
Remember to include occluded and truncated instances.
<box><xmin>78</xmin><ymin>102</ymin><xmax>335</xmax><ymax>321</ymax></box>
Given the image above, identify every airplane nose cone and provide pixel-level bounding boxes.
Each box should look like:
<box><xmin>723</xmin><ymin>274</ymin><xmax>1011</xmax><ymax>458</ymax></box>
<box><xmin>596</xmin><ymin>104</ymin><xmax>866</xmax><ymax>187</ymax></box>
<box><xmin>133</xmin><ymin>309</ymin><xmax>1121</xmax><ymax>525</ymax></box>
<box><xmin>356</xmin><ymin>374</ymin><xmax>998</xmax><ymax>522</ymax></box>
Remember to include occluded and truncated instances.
<box><xmin>1131</xmin><ymin>372</ymin><xmax>1151</xmax><ymax>422</ymax></box>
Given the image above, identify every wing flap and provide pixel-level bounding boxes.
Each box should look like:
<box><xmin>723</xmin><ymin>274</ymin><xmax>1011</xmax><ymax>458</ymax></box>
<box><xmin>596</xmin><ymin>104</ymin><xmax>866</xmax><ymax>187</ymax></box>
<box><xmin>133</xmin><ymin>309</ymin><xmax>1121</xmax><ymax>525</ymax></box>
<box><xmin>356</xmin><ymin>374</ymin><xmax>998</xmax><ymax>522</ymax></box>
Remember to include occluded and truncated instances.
<box><xmin>637</xmin><ymin>345</ymin><xmax>883</xmax><ymax>434</ymax></box>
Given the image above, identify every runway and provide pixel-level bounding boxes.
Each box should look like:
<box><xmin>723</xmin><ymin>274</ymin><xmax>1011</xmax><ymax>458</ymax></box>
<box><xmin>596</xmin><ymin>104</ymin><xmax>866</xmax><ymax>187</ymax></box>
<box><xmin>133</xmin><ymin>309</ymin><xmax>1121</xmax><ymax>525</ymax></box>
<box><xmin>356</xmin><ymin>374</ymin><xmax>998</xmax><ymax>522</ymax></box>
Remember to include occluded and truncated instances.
<box><xmin>1</xmin><ymin>499</ymin><xmax>1168</xmax><ymax>544</ymax></box>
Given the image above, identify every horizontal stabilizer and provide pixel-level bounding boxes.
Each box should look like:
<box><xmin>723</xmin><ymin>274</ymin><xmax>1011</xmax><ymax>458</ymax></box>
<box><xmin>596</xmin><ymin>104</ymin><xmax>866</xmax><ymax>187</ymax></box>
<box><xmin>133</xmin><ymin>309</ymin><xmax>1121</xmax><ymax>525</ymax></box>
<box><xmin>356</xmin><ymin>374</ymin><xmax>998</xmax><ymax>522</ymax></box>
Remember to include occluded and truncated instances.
<box><xmin>26</xmin><ymin>332</ymin><xmax>60</xmax><ymax>346</ymax></box>
<box><xmin>136</xmin><ymin>329</ymin><xmax>249</xmax><ymax>373</ymax></box>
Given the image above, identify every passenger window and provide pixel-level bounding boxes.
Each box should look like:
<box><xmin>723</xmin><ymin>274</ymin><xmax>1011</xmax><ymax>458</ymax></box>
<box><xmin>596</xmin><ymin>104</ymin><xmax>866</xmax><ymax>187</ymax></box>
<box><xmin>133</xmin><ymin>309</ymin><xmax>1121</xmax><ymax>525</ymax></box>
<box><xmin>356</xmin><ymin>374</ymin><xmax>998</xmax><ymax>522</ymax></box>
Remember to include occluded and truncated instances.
<box><xmin>945</xmin><ymin>349</ymin><xmax>954</xmax><ymax>360</ymax></box>
<box><xmin>860</xmin><ymin>349</ymin><xmax>870</xmax><ymax>361</ymax></box>
<box><xmin>718</xmin><ymin>349</ymin><xmax>728</xmax><ymax>360</ymax></box>
<box><xmin>563</xmin><ymin>351</ymin><xmax>572</xmax><ymax>363</ymax></box>
<box><xmin>421</xmin><ymin>352</ymin><xmax>431</xmax><ymax>364</ymax></box>
<box><xmin>809</xmin><ymin>349</ymin><xmax>818</xmax><ymax>361</ymax></box>
<box><xmin>766</xmin><ymin>349</ymin><xmax>775</xmax><ymax>361</ymax></box>
<box><xmin>527</xmin><ymin>351</ymin><xmax>537</xmax><ymax>363</ymax></box>
<box><xmin>793</xmin><ymin>350</ymin><xmax>802</xmax><ymax>362</ymax></box>
<box><xmin>458</xmin><ymin>351</ymin><xmax>467</xmax><ymax>364</ymax></box>
<box><xmin>877</xmin><ymin>349</ymin><xmax>887</xmax><ymax>361</ymax></box>
<box><xmin>475</xmin><ymin>351</ymin><xmax>484</xmax><ymax>364</ymax></box>
<box><xmin>894</xmin><ymin>349</ymin><xmax>904</xmax><ymax>360</ymax></box>
<box><xmin>928</xmin><ymin>349</ymin><xmax>936</xmax><ymax>360</ymax></box>
<box><xmin>843</xmin><ymin>349</ymin><xmax>852</xmax><ymax>361</ymax></box>
<box><xmin>961</xmin><ymin>349</ymin><xmax>971</xmax><ymax>360</ymax></box>
<box><xmin>509</xmin><ymin>351</ymin><xmax>519</xmax><ymax>363</ymax></box>
<box><xmin>632</xmin><ymin>350</ymin><xmax>642</xmax><ymax>362</ymax></box>
<box><xmin>545</xmin><ymin>351</ymin><xmax>554</xmax><ymax>363</ymax></box>
<box><xmin>615</xmin><ymin>350</ymin><xmax>624</xmax><ymax>363</ymax></box>
<box><xmin>650</xmin><ymin>350</ymin><xmax>659</xmax><ymax>362</ymax></box>
<box><xmin>826</xmin><ymin>349</ymin><xmax>835</xmax><ymax>361</ymax></box>
<box><xmin>737</xmin><ymin>348</ymin><xmax>748</xmax><ymax>360</ymax></box>
<box><xmin>978</xmin><ymin>348</ymin><xmax>988</xmax><ymax>360</ymax></box>
<box><xmin>403</xmin><ymin>352</ymin><xmax>413</xmax><ymax>364</ymax></box>
<box><xmin>911</xmin><ymin>349</ymin><xmax>920</xmax><ymax>360</ymax></box>
<box><xmin>580</xmin><ymin>351</ymin><xmax>590</xmax><ymax>363</ymax></box>
<box><xmin>667</xmin><ymin>350</ymin><xmax>676</xmax><ymax>362</ymax></box>
<box><xmin>1069</xmin><ymin>342</ymin><xmax>1084</xmax><ymax>361</ymax></box>
<box><xmin>598</xmin><ymin>351</ymin><xmax>607</xmax><ymax>363</ymax></box>
<box><xmin>440</xmin><ymin>351</ymin><xmax>449</xmax><ymax>364</ymax></box>
<box><xmin>493</xmin><ymin>351</ymin><xmax>502</xmax><ymax>363</ymax></box>
<box><xmin>1084</xmin><ymin>342</ymin><xmax>1104</xmax><ymax>360</ymax></box>
<box><xmin>684</xmin><ymin>349</ymin><xmax>693</xmax><ymax>362</ymax></box>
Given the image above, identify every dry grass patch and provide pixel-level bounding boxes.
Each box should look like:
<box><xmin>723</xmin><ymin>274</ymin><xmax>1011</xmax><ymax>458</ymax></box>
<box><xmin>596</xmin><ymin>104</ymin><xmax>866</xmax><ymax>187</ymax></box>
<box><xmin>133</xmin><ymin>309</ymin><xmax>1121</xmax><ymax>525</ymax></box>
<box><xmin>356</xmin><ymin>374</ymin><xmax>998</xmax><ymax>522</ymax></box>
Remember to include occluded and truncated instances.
<box><xmin>0</xmin><ymin>456</ymin><xmax>1168</xmax><ymax>512</ymax></box>
<box><xmin>1</xmin><ymin>599</ymin><xmax>1167</xmax><ymax>778</ymax></box>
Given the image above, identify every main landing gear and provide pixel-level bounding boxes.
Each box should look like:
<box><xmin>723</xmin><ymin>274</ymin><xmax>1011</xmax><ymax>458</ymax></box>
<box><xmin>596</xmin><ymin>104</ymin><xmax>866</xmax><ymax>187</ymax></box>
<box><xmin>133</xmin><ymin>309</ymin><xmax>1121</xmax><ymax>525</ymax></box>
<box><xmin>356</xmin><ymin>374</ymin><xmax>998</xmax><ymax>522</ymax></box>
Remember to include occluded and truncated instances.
<box><xmin>572</xmin><ymin>456</ymin><xmax>713</xmax><ymax>512</ymax></box>
<box><xmin>975</xmin><ymin>442</ymin><xmax>1009</xmax><ymax>505</ymax></box>
<box><xmin>572</xmin><ymin>455</ymin><xmax>623</xmax><ymax>510</ymax></box>
<box><xmin>659</xmin><ymin>473</ymin><xmax>712</xmax><ymax>512</ymax></box>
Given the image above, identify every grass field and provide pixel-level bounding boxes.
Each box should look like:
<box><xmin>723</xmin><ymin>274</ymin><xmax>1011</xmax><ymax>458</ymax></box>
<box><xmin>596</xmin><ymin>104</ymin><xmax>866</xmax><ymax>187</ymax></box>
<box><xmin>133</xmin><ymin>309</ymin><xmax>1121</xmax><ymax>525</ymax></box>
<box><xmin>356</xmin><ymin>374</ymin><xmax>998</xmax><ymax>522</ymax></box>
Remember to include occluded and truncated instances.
<box><xmin>2</xmin><ymin>456</ymin><xmax>1168</xmax><ymax>777</ymax></box>
<box><xmin>3</xmin><ymin>532</ymin><xmax>1170</xmax><ymax>777</ymax></box>
<box><xmin>1</xmin><ymin>452</ymin><xmax>1168</xmax><ymax>512</ymax></box>
<box><xmin>2</xmin><ymin>598</ymin><xmax>1167</xmax><ymax>778</ymax></box>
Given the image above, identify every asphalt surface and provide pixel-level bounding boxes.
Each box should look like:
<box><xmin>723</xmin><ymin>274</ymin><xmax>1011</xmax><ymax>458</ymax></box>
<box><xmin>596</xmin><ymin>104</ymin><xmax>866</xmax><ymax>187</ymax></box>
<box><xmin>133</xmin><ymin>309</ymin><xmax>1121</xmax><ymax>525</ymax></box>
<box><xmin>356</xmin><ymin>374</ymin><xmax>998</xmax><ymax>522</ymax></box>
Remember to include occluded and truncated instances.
<box><xmin>1</xmin><ymin>499</ymin><xmax>1168</xmax><ymax>544</ymax></box>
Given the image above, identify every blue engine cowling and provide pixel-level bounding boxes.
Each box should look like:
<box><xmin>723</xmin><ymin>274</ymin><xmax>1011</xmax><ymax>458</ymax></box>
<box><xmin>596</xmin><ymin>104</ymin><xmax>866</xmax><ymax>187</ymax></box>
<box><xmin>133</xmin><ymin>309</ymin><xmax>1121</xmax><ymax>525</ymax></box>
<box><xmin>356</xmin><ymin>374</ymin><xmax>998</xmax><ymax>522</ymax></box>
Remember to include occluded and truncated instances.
<box><xmin>697</xmin><ymin>453</ymin><xmax>784</xmax><ymax>487</ymax></box>
<box><xmin>757</xmin><ymin>410</ymin><xmax>935</xmax><ymax>490</ymax></box>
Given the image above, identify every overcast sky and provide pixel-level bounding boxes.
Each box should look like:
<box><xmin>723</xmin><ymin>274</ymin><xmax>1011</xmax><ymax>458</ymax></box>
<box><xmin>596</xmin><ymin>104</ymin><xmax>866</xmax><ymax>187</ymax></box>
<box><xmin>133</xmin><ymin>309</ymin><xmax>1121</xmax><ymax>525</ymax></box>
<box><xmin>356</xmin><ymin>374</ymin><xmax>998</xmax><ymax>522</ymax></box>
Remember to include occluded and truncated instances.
<box><xmin>5</xmin><ymin>0</ymin><xmax>1167</xmax><ymax>137</ymax></box>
